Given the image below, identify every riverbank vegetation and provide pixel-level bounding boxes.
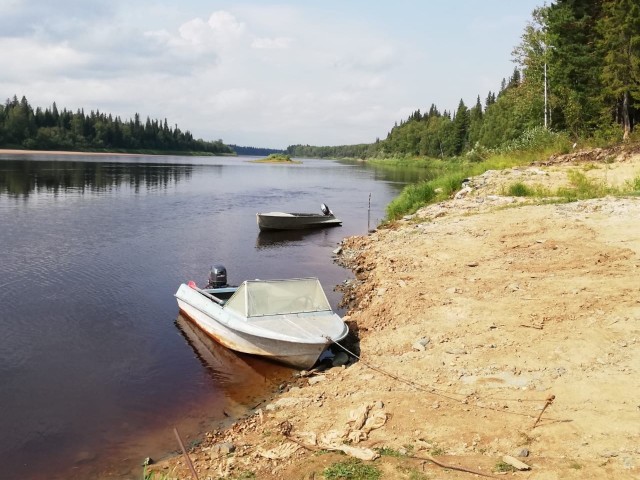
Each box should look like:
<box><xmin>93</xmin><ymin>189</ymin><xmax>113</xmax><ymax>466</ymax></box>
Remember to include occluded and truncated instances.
<box><xmin>288</xmin><ymin>1</ymin><xmax>640</xmax><ymax>218</ymax></box>
<box><xmin>0</xmin><ymin>96</ymin><xmax>234</xmax><ymax>156</ymax></box>
<box><xmin>251</xmin><ymin>153</ymin><xmax>301</xmax><ymax>164</ymax></box>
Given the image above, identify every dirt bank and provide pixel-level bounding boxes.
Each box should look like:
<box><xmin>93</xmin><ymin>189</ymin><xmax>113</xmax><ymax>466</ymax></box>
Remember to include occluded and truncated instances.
<box><xmin>150</xmin><ymin>147</ymin><xmax>640</xmax><ymax>479</ymax></box>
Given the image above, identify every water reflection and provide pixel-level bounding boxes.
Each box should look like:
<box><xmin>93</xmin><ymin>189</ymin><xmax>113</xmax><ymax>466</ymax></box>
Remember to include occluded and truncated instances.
<box><xmin>0</xmin><ymin>160</ymin><xmax>193</xmax><ymax>196</ymax></box>
<box><xmin>335</xmin><ymin>159</ymin><xmax>436</xmax><ymax>184</ymax></box>
<box><xmin>255</xmin><ymin>227</ymin><xmax>341</xmax><ymax>249</ymax></box>
<box><xmin>175</xmin><ymin>314</ymin><xmax>291</xmax><ymax>399</ymax></box>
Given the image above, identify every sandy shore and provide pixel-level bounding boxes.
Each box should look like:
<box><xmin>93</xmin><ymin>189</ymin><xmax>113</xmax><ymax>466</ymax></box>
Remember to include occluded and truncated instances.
<box><xmin>148</xmin><ymin>146</ymin><xmax>640</xmax><ymax>479</ymax></box>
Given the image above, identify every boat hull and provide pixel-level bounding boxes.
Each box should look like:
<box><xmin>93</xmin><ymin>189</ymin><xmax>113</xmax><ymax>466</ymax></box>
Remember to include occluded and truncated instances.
<box><xmin>175</xmin><ymin>282</ymin><xmax>348</xmax><ymax>369</ymax></box>
<box><xmin>257</xmin><ymin>212</ymin><xmax>342</xmax><ymax>231</ymax></box>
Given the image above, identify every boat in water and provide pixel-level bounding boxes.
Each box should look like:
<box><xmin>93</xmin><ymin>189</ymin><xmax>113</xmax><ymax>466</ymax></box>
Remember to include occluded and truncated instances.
<box><xmin>174</xmin><ymin>265</ymin><xmax>349</xmax><ymax>369</ymax></box>
<box><xmin>256</xmin><ymin>203</ymin><xmax>342</xmax><ymax>231</ymax></box>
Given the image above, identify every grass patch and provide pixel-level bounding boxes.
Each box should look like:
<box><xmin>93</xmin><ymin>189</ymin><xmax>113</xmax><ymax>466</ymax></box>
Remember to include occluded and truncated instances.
<box><xmin>384</xmin><ymin>152</ymin><xmax>536</xmax><ymax>220</ymax></box>
<box><xmin>494</xmin><ymin>461</ymin><xmax>517</xmax><ymax>473</ymax></box>
<box><xmin>506</xmin><ymin>182</ymin><xmax>534</xmax><ymax>197</ymax></box>
<box><xmin>386</xmin><ymin>182</ymin><xmax>437</xmax><ymax>219</ymax></box>
<box><xmin>323</xmin><ymin>458</ymin><xmax>381</xmax><ymax>480</ymax></box>
<box><xmin>569</xmin><ymin>461</ymin><xmax>583</xmax><ymax>470</ymax></box>
<box><xmin>429</xmin><ymin>446</ymin><xmax>446</xmax><ymax>456</ymax></box>
<box><xmin>556</xmin><ymin>170</ymin><xmax>612</xmax><ymax>201</ymax></box>
<box><xmin>375</xmin><ymin>447</ymin><xmax>404</xmax><ymax>457</ymax></box>
<box><xmin>407</xmin><ymin>470</ymin><xmax>431</xmax><ymax>480</ymax></box>
<box><xmin>626</xmin><ymin>175</ymin><xmax>640</xmax><ymax>194</ymax></box>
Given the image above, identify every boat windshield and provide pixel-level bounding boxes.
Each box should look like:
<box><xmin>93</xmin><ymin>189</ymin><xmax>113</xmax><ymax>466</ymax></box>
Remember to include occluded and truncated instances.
<box><xmin>224</xmin><ymin>278</ymin><xmax>331</xmax><ymax>317</ymax></box>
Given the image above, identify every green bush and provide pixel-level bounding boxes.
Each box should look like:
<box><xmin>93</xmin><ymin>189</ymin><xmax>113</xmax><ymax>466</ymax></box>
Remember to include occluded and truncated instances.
<box><xmin>507</xmin><ymin>182</ymin><xmax>534</xmax><ymax>197</ymax></box>
<box><xmin>323</xmin><ymin>459</ymin><xmax>381</xmax><ymax>480</ymax></box>
<box><xmin>386</xmin><ymin>182</ymin><xmax>437</xmax><ymax>219</ymax></box>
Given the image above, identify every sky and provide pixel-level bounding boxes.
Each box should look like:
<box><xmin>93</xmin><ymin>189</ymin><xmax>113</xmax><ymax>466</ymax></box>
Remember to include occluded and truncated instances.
<box><xmin>0</xmin><ymin>0</ymin><xmax>544</xmax><ymax>149</ymax></box>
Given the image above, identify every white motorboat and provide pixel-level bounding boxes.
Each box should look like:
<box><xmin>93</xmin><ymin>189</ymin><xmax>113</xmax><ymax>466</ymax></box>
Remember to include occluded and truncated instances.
<box><xmin>256</xmin><ymin>203</ymin><xmax>342</xmax><ymax>231</ymax></box>
<box><xmin>175</xmin><ymin>265</ymin><xmax>349</xmax><ymax>369</ymax></box>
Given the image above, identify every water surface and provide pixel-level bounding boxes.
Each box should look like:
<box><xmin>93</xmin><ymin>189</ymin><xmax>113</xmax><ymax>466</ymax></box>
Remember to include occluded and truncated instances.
<box><xmin>0</xmin><ymin>153</ymin><xmax>425</xmax><ymax>479</ymax></box>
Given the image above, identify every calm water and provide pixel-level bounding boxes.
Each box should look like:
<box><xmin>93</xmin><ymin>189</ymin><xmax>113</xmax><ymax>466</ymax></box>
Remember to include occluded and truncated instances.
<box><xmin>0</xmin><ymin>153</ymin><xmax>426</xmax><ymax>479</ymax></box>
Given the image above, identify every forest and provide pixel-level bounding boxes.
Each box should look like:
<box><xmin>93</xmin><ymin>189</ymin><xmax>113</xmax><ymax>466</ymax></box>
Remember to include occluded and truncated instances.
<box><xmin>288</xmin><ymin>0</ymin><xmax>640</xmax><ymax>159</ymax></box>
<box><xmin>0</xmin><ymin>96</ymin><xmax>233</xmax><ymax>155</ymax></box>
<box><xmin>1</xmin><ymin>1</ymin><xmax>638</xmax><ymax>159</ymax></box>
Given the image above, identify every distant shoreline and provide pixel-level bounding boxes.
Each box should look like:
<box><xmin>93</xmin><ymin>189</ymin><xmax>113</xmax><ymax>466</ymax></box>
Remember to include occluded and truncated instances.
<box><xmin>0</xmin><ymin>149</ymin><xmax>235</xmax><ymax>157</ymax></box>
<box><xmin>0</xmin><ymin>149</ymin><xmax>149</xmax><ymax>157</ymax></box>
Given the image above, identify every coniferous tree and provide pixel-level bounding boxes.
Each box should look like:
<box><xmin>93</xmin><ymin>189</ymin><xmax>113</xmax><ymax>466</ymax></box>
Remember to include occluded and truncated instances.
<box><xmin>597</xmin><ymin>0</ymin><xmax>640</xmax><ymax>139</ymax></box>
<box><xmin>544</xmin><ymin>0</ymin><xmax>603</xmax><ymax>135</ymax></box>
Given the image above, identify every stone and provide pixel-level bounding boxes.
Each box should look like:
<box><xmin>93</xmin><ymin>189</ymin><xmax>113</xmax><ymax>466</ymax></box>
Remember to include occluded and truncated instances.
<box><xmin>332</xmin><ymin>351</ymin><xmax>350</xmax><ymax>367</ymax></box>
<box><xmin>211</xmin><ymin>442</ymin><xmax>235</xmax><ymax>455</ymax></box>
<box><xmin>308</xmin><ymin>376</ymin><xmax>326</xmax><ymax>385</ymax></box>
<box><xmin>502</xmin><ymin>455</ymin><xmax>531</xmax><ymax>470</ymax></box>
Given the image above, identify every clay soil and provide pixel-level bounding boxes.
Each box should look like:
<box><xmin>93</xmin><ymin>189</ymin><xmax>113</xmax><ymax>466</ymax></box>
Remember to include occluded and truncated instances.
<box><xmin>151</xmin><ymin>147</ymin><xmax>640</xmax><ymax>480</ymax></box>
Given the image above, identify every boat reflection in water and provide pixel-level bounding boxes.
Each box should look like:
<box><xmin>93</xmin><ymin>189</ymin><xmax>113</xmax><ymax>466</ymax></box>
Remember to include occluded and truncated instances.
<box><xmin>174</xmin><ymin>314</ymin><xmax>293</xmax><ymax>407</ymax></box>
<box><xmin>255</xmin><ymin>228</ymin><xmax>334</xmax><ymax>249</ymax></box>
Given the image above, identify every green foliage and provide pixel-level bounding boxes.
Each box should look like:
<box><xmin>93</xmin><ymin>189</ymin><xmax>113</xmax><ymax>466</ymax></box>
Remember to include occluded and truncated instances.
<box><xmin>386</xmin><ymin>181</ymin><xmax>437</xmax><ymax>219</ymax></box>
<box><xmin>374</xmin><ymin>447</ymin><xmax>403</xmax><ymax>457</ymax></box>
<box><xmin>253</xmin><ymin>153</ymin><xmax>299</xmax><ymax>163</ymax></box>
<box><xmin>286</xmin><ymin>142</ymin><xmax>375</xmax><ymax>159</ymax></box>
<box><xmin>142</xmin><ymin>466</ymin><xmax>170</xmax><ymax>480</ymax></box>
<box><xmin>385</xmin><ymin>149</ymin><xmax>540</xmax><ymax>219</ymax></box>
<box><xmin>494</xmin><ymin>127</ymin><xmax>570</xmax><ymax>154</ymax></box>
<box><xmin>494</xmin><ymin>461</ymin><xmax>517</xmax><ymax>473</ymax></box>
<box><xmin>429</xmin><ymin>446</ymin><xmax>446</xmax><ymax>456</ymax></box>
<box><xmin>626</xmin><ymin>175</ymin><xmax>640</xmax><ymax>193</ymax></box>
<box><xmin>0</xmin><ymin>95</ymin><xmax>234</xmax><ymax>155</ymax></box>
<box><xmin>507</xmin><ymin>182</ymin><xmax>534</xmax><ymax>197</ymax></box>
<box><xmin>556</xmin><ymin>170</ymin><xmax>610</xmax><ymax>200</ymax></box>
<box><xmin>323</xmin><ymin>459</ymin><xmax>381</xmax><ymax>480</ymax></box>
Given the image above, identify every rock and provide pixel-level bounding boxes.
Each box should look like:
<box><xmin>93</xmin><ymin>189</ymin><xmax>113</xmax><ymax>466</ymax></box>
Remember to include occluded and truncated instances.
<box><xmin>210</xmin><ymin>442</ymin><xmax>235</xmax><ymax>456</ymax></box>
<box><xmin>502</xmin><ymin>455</ymin><xmax>531</xmax><ymax>470</ymax></box>
<box><xmin>412</xmin><ymin>337</ymin><xmax>430</xmax><ymax>351</ymax></box>
<box><xmin>600</xmin><ymin>450</ymin><xmax>619</xmax><ymax>458</ymax></box>
<box><xmin>308</xmin><ymin>375</ymin><xmax>326</xmax><ymax>385</ymax></box>
<box><xmin>332</xmin><ymin>351</ymin><xmax>350</xmax><ymax>367</ymax></box>
<box><xmin>515</xmin><ymin>448</ymin><xmax>530</xmax><ymax>457</ymax></box>
<box><xmin>333</xmin><ymin>246</ymin><xmax>342</xmax><ymax>255</ymax></box>
<box><xmin>454</xmin><ymin>186</ymin><xmax>472</xmax><ymax>199</ymax></box>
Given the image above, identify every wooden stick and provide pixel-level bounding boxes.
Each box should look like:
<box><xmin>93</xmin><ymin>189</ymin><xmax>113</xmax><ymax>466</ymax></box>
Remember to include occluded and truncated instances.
<box><xmin>173</xmin><ymin>427</ymin><xmax>200</xmax><ymax>480</ymax></box>
<box><xmin>410</xmin><ymin>454</ymin><xmax>497</xmax><ymax>478</ymax></box>
<box><xmin>532</xmin><ymin>394</ymin><xmax>556</xmax><ymax>429</ymax></box>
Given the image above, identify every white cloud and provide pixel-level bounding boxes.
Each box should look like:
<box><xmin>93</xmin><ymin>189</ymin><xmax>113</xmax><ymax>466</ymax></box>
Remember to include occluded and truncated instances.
<box><xmin>251</xmin><ymin>37</ymin><xmax>292</xmax><ymax>50</ymax></box>
<box><xmin>207</xmin><ymin>88</ymin><xmax>257</xmax><ymax>111</ymax></box>
<box><xmin>0</xmin><ymin>38</ymin><xmax>89</xmax><ymax>80</ymax></box>
<box><xmin>207</xmin><ymin>11</ymin><xmax>245</xmax><ymax>37</ymax></box>
<box><xmin>0</xmin><ymin>1</ymin><xmax>543</xmax><ymax>148</ymax></box>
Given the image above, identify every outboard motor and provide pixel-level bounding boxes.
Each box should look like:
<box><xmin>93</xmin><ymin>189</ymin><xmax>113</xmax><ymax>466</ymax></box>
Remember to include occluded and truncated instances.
<box><xmin>207</xmin><ymin>264</ymin><xmax>228</xmax><ymax>288</ymax></box>
<box><xmin>320</xmin><ymin>203</ymin><xmax>332</xmax><ymax>216</ymax></box>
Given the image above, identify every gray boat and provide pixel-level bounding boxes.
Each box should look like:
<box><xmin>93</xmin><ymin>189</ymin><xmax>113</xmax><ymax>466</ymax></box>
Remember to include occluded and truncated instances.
<box><xmin>175</xmin><ymin>265</ymin><xmax>349</xmax><ymax>369</ymax></box>
<box><xmin>256</xmin><ymin>203</ymin><xmax>342</xmax><ymax>231</ymax></box>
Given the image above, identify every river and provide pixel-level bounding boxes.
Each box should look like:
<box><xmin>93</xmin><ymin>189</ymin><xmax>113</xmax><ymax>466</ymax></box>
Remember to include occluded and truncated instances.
<box><xmin>0</xmin><ymin>153</ymin><xmax>426</xmax><ymax>479</ymax></box>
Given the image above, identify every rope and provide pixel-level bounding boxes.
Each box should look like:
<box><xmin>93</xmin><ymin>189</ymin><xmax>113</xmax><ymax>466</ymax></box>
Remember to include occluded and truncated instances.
<box><xmin>330</xmin><ymin>337</ymin><xmax>553</xmax><ymax>420</ymax></box>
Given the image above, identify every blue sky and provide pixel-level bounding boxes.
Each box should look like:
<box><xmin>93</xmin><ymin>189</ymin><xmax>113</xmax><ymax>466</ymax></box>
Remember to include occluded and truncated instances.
<box><xmin>0</xmin><ymin>0</ymin><xmax>544</xmax><ymax>149</ymax></box>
